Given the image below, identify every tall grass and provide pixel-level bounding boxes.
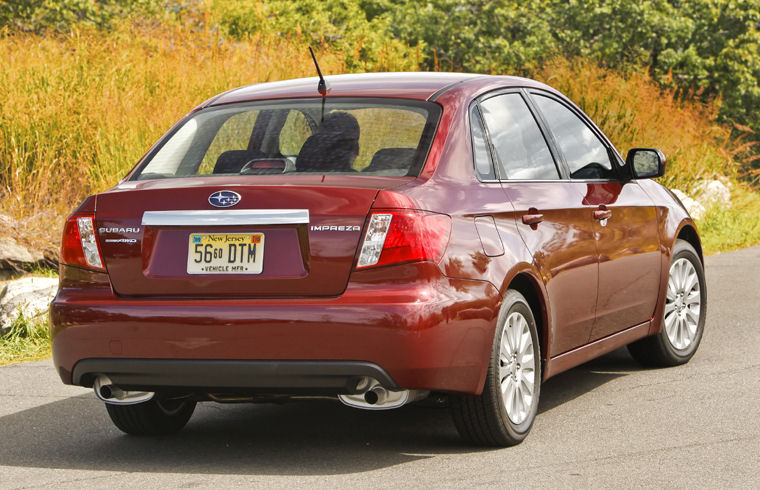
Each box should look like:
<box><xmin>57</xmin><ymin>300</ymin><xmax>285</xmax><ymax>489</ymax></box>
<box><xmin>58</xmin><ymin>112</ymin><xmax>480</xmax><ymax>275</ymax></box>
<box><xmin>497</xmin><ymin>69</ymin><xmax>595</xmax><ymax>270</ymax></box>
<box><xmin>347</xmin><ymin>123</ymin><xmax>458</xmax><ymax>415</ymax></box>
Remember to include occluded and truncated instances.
<box><xmin>0</xmin><ymin>22</ymin><xmax>344</xmax><ymax>254</ymax></box>
<box><xmin>0</xmin><ymin>25</ymin><xmax>758</xmax><ymax>256</ymax></box>
<box><xmin>537</xmin><ymin>59</ymin><xmax>749</xmax><ymax>192</ymax></box>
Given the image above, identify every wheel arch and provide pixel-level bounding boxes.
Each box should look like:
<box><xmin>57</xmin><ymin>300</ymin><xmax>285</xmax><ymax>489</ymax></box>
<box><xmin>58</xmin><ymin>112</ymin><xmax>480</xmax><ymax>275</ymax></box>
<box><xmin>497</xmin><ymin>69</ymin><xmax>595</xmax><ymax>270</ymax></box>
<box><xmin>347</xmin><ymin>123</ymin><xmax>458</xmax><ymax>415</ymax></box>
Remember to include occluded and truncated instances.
<box><xmin>505</xmin><ymin>270</ymin><xmax>549</xmax><ymax>372</ymax></box>
<box><xmin>676</xmin><ymin>223</ymin><xmax>704</xmax><ymax>264</ymax></box>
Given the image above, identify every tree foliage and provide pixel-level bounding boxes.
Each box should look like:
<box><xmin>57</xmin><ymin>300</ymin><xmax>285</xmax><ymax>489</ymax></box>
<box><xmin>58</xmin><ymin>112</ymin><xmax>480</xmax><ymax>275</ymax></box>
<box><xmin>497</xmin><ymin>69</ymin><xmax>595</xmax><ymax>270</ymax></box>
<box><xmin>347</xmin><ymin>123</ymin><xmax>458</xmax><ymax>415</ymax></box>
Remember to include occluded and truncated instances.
<box><xmin>0</xmin><ymin>0</ymin><xmax>163</xmax><ymax>32</ymax></box>
<box><xmin>212</xmin><ymin>0</ymin><xmax>420</xmax><ymax>71</ymax></box>
<box><xmin>3</xmin><ymin>0</ymin><xmax>760</xmax><ymax>136</ymax></box>
<box><xmin>365</xmin><ymin>0</ymin><xmax>760</xmax><ymax>133</ymax></box>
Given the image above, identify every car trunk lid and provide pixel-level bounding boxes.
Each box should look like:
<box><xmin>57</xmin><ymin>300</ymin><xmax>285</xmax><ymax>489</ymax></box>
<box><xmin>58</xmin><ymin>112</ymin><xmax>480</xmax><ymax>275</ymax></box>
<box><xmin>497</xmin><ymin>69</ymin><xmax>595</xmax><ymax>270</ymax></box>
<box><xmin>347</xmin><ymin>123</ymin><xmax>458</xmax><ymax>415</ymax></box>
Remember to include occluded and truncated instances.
<box><xmin>95</xmin><ymin>179</ymin><xmax>398</xmax><ymax>297</ymax></box>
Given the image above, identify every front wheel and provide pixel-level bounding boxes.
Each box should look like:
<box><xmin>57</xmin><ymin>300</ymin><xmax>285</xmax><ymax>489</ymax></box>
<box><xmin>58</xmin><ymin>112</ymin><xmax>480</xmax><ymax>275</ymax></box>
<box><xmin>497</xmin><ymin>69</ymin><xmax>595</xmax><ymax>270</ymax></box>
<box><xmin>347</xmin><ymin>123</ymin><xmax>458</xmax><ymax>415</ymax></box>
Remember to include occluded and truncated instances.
<box><xmin>451</xmin><ymin>289</ymin><xmax>541</xmax><ymax>446</ymax></box>
<box><xmin>628</xmin><ymin>239</ymin><xmax>706</xmax><ymax>366</ymax></box>
<box><xmin>106</xmin><ymin>396</ymin><xmax>196</xmax><ymax>435</ymax></box>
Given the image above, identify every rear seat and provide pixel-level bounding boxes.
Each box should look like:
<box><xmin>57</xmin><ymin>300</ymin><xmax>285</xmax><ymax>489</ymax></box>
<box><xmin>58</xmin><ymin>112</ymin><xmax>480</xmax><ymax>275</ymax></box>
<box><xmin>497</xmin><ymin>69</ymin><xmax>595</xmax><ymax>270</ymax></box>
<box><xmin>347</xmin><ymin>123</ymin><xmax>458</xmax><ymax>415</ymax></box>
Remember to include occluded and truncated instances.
<box><xmin>213</xmin><ymin>150</ymin><xmax>265</xmax><ymax>174</ymax></box>
<box><xmin>363</xmin><ymin>148</ymin><xmax>416</xmax><ymax>175</ymax></box>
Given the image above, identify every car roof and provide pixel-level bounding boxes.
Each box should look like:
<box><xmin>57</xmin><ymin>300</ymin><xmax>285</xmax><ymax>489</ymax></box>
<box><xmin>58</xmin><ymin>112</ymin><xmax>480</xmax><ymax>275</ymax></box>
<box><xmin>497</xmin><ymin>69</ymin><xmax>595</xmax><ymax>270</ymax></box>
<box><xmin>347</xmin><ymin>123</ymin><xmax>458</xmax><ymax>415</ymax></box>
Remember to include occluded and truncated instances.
<box><xmin>207</xmin><ymin>72</ymin><xmax>542</xmax><ymax>106</ymax></box>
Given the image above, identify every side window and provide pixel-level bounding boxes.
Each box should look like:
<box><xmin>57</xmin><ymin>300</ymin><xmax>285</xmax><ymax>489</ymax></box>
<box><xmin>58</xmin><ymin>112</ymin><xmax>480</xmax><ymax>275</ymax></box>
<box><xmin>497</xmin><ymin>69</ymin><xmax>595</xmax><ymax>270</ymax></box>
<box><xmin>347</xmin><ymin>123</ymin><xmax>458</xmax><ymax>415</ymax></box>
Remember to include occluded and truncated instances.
<box><xmin>198</xmin><ymin>110</ymin><xmax>258</xmax><ymax>174</ymax></box>
<box><xmin>470</xmin><ymin>105</ymin><xmax>496</xmax><ymax>180</ymax></box>
<box><xmin>479</xmin><ymin>93</ymin><xmax>559</xmax><ymax>180</ymax></box>
<box><xmin>532</xmin><ymin>94</ymin><xmax>616</xmax><ymax>180</ymax></box>
<box><xmin>279</xmin><ymin>110</ymin><xmax>313</xmax><ymax>156</ymax></box>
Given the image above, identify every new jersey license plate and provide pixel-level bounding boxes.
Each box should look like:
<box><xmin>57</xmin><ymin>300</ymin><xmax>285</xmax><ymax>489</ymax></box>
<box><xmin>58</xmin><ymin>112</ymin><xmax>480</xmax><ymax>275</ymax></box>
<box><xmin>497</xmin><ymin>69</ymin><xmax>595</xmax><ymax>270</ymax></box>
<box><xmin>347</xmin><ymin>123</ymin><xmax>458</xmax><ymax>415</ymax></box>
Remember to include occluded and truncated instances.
<box><xmin>187</xmin><ymin>233</ymin><xmax>264</xmax><ymax>274</ymax></box>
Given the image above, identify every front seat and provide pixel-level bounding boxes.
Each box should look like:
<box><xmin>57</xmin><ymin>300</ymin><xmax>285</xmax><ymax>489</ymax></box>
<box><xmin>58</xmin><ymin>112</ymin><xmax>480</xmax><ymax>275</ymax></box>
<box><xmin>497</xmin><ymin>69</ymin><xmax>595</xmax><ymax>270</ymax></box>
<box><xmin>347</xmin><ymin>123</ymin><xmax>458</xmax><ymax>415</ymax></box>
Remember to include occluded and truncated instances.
<box><xmin>296</xmin><ymin>112</ymin><xmax>360</xmax><ymax>172</ymax></box>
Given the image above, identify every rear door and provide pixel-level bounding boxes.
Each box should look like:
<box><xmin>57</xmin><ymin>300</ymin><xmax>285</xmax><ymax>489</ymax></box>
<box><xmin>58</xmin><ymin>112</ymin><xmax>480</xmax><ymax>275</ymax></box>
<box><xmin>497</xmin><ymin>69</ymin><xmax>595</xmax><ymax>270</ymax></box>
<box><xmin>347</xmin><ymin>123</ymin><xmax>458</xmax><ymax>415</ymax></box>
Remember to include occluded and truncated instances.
<box><xmin>476</xmin><ymin>91</ymin><xmax>599</xmax><ymax>356</ymax></box>
<box><xmin>529</xmin><ymin>91</ymin><xmax>661</xmax><ymax>340</ymax></box>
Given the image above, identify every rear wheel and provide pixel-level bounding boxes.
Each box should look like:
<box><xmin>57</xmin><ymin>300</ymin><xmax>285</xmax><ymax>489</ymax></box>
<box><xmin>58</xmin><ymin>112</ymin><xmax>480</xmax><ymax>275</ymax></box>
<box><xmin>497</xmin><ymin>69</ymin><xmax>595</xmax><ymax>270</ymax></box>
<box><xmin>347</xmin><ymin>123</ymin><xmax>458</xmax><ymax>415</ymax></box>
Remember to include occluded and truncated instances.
<box><xmin>106</xmin><ymin>396</ymin><xmax>196</xmax><ymax>435</ymax></box>
<box><xmin>451</xmin><ymin>289</ymin><xmax>541</xmax><ymax>446</ymax></box>
<box><xmin>628</xmin><ymin>239</ymin><xmax>706</xmax><ymax>367</ymax></box>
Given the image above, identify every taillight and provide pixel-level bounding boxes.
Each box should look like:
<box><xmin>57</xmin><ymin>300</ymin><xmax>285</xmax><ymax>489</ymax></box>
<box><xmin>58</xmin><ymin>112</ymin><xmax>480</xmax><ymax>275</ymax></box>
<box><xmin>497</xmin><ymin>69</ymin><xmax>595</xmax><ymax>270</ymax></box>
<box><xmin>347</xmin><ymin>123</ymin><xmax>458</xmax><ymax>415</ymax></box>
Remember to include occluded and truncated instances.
<box><xmin>356</xmin><ymin>210</ymin><xmax>451</xmax><ymax>269</ymax></box>
<box><xmin>61</xmin><ymin>215</ymin><xmax>105</xmax><ymax>270</ymax></box>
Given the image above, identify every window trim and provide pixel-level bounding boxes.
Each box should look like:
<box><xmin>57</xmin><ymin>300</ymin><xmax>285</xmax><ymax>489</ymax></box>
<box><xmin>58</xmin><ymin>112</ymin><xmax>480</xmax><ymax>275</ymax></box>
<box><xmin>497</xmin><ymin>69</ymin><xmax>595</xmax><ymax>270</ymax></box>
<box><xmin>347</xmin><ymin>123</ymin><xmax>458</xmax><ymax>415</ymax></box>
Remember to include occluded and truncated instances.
<box><xmin>469</xmin><ymin>102</ymin><xmax>498</xmax><ymax>182</ymax></box>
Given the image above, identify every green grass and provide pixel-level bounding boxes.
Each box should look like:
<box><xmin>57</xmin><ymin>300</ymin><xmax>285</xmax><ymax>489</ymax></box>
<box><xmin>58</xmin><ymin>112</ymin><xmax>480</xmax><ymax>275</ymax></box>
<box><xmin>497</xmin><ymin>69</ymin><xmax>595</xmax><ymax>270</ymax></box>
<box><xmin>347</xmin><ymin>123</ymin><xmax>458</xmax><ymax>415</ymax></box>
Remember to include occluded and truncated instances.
<box><xmin>24</xmin><ymin>264</ymin><xmax>59</xmax><ymax>278</ymax></box>
<box><xmin>0</xmin><ymin>312</ymin><xmax>51</xmax><ymax>366</ymax></box>
<box><xmin>698</xmin><ymin>186</ymin><xmax>760</xmax><ymax>255</ymax></box>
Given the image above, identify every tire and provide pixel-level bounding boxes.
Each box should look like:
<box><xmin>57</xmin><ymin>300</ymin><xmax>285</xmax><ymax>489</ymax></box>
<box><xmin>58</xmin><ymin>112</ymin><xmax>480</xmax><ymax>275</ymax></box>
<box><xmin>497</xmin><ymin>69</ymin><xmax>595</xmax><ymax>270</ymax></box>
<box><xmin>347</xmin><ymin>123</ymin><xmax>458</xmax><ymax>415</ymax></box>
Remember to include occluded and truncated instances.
<box><xmin>628</xmin><ymin>239</ymin><xmax>707</xmax><ymax>367</ymax></box>
<box><xmin>106</xmin><ymin>396</ymin><xmax>196</xmax><ymax>435</ymax></box>
<box><xmin>451</xmin><ymin>289</ymin><xmax>541</xmax><ymax>446</ymax></box>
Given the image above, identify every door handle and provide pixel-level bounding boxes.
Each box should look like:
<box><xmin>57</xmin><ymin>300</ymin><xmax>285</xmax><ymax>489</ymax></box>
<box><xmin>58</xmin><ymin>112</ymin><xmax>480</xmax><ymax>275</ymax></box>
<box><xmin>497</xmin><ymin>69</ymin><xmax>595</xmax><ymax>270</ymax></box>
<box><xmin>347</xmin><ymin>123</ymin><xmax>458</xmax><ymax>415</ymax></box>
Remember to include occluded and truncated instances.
<box><xmin>521</xmin><ymin>213</ymin><xmax>544</xmax><ymax>226</ymax></box>
<box><xmin>593</xmin><ymin>209</ymin><xmax>612</xmax><ymax>220</ymax></box>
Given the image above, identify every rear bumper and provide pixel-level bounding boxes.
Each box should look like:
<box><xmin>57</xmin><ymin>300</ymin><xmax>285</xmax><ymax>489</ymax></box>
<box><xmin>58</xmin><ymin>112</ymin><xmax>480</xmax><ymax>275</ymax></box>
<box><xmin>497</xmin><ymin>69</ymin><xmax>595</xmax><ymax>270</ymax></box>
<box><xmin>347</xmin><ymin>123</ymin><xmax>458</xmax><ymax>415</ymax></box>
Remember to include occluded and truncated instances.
<box><xmin>51</xmin><ymin>264</ymin><xmax>500</xmax><ymax>395</ymax></box>
<box><xmin>73</xmin><ymin>359</ymin><xmax>398</xmax><ymax>394</ymax></box>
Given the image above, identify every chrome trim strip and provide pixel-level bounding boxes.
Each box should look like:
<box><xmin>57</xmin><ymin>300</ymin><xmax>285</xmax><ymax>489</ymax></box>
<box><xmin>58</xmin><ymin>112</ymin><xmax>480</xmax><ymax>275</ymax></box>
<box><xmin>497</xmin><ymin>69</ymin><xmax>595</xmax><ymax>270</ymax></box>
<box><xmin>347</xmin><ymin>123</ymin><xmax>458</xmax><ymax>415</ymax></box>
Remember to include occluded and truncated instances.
<box><xmin>141</xmin><ymin>209</ymin><xmax>309</xmax><ymax>226</ymax></box>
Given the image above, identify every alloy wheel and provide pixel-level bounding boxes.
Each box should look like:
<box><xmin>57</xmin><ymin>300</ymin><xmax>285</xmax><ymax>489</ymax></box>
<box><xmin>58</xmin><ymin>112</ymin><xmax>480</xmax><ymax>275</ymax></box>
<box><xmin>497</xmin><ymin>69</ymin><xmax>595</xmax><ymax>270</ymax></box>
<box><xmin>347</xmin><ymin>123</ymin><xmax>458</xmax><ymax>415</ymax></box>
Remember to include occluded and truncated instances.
<box><xmin>664</xmin><ymin>258</ymin><xmax>701</xmax><ymax>350</ymax></box>
<box><xmin>499</xmin><ymin>311</ymin><xmax>536</xmax><ymax>425</ymax></box>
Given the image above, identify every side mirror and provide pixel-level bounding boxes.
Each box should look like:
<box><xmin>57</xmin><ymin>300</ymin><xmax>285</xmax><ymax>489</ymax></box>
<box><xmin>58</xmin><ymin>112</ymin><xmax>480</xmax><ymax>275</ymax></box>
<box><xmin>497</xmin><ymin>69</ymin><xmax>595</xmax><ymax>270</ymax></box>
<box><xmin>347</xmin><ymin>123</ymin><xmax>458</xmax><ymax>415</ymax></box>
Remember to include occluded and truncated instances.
<box><xmin>626</xmin><ymin>148</ymin><xmax>666</xmax><ymax>179</ymax></box>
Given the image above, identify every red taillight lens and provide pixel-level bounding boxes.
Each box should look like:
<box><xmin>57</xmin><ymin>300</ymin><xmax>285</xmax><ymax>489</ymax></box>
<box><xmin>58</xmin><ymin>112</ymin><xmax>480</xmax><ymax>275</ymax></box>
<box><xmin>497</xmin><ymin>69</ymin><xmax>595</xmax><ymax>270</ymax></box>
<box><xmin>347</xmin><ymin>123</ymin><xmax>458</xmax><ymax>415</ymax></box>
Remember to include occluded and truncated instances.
<box><xmin>356</xmin><ymin>210</ymin><xmax>451</xmax><ymax>269</ymax></box>
<box><xmin>61</xmin><ymin>215</ymin><xmax>105</xmax><ymax>270</ymax></box>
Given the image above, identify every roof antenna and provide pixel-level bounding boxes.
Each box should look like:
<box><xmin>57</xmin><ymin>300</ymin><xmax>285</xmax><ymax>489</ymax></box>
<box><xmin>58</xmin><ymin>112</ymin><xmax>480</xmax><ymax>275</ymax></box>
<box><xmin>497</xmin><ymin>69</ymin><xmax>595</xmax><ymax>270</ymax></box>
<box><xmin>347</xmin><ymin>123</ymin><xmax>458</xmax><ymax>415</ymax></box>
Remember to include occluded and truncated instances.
<box><xmin>309</xmin><ymin>46</ymin><xmax>328</xmax><ymax>95</ymax></box>
<box><xmin>309</xmin><ymin>46</ymin><xmax>328</xmax><ymax>122</ymax></box>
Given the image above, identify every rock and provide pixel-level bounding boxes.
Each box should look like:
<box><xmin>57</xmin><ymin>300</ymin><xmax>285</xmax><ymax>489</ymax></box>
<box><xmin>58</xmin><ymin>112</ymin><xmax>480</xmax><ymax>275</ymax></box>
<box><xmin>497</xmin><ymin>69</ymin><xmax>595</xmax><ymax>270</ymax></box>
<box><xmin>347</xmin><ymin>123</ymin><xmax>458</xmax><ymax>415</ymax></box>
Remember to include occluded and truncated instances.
<box><xmin>671</xmin><ymin>189</ymin><xmax>707</xmax><ymax>220</ymax></box>
<box><xmin>693</xmin><ymin>179</ymin><xmax>731</xmax><ymax>208</ymax></box>
<box><xmin>0</xmin><ymin>276</ymin><xmax>59</xmax><ymax>333</ymax></box>
<box><xmin>0</xmin><ymin>236</ymin><xmax>45</xmax><ymax>270</ymax></box>
<box><xmin>0</xmin><ymin>214</ymin><xmax>13</xmax><ymax>229</ymax></box>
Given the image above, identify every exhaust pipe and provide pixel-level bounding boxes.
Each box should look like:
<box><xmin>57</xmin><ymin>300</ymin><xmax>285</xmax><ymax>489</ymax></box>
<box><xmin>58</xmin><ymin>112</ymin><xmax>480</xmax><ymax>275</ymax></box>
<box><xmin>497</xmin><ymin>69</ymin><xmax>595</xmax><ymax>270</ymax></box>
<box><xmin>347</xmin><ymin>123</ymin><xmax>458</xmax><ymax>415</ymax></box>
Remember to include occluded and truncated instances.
<box><xmin>363</xmin><ymin>385</ymin><xmax>388</xmax><ymax>405</ymax></box>
<box><xmin>93</xmin><ymin>375</ymin><xmax>154</xmax><ymax>405</ymax></box>
<box><xmin>338</xmin><ymin>377</ymin><xmax>428</xmax><ymax>410</ymax></box>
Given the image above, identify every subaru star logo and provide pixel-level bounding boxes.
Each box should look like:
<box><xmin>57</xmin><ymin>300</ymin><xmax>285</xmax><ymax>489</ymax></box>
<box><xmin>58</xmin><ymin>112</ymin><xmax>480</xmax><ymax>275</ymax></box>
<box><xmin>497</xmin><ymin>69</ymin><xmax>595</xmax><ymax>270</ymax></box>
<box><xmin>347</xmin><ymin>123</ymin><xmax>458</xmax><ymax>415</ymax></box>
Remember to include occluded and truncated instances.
<box><xmin>208</xmin><ymin>190</ymin><xmax>241</xmax><ymax>208</ymax></box>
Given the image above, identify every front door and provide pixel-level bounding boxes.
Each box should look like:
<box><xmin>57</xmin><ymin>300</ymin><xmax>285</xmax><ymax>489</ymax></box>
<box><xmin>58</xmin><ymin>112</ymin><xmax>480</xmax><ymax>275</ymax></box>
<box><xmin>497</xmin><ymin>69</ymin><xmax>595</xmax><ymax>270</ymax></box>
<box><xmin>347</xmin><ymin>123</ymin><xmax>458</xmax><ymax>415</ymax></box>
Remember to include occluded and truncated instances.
<box><xmin>528</xmin><ymin>91</ymin><xmax>661</xmax><ymax>342</ymax></box>
<box><xmin>583</xmin><ymin>182</ymin><xmax>661</xmax><ymax>340</ymax></box>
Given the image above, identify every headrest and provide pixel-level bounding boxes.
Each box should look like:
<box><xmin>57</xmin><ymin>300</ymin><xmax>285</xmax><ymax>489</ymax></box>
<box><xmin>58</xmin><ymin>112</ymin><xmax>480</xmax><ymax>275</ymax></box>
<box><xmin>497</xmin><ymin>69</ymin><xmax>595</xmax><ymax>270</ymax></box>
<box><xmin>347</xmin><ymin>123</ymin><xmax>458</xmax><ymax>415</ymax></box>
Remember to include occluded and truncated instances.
<box><xmin>364</xmin><ymin>148</ymin><xmax>416</xmax><ymax>174</ymax></box>
<box><xmin>317</xmin><ymin>112</ymin><xmax>360</xmax><ymax>139</ymax></box>
<box><xmin>296</xmin><ymin>112</ymin><xmax>360</xmax><ymax>172</ymax></box>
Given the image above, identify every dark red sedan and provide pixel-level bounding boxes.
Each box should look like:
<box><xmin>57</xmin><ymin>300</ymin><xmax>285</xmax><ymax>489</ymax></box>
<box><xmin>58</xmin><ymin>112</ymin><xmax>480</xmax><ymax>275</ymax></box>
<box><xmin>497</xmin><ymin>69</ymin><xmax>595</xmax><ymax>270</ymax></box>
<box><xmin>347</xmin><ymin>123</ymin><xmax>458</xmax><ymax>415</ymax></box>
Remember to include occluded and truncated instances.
<box><xmin>50</xmin><ymin>72</ymin><xmax>706</xmax><ymax>446</ymax></box>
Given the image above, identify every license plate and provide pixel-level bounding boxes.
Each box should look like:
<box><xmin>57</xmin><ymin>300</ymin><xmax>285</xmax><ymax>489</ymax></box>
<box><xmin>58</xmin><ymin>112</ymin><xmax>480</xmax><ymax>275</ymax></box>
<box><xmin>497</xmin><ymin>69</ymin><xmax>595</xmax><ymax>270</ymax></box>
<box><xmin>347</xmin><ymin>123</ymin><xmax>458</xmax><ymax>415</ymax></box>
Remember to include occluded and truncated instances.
<box><xmin>187</xmin><ymin>233</ymin><xmax>264</xmax><ymax>274</ymax></box>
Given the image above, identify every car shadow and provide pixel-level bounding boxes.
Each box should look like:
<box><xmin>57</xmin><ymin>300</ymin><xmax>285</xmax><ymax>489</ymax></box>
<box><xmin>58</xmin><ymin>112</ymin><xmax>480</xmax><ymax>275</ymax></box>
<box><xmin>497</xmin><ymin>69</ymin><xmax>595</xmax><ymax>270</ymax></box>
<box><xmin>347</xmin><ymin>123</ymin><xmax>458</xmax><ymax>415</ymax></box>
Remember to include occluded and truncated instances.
<box><xmin>0</xmin><ymin>348</ymin><xmax>641</xmax><ymax>476</ymax></box>
<box><xmin>539</xmin><ymin>346</ymin><xmax>639</xmax><ymax>414</ymax></box>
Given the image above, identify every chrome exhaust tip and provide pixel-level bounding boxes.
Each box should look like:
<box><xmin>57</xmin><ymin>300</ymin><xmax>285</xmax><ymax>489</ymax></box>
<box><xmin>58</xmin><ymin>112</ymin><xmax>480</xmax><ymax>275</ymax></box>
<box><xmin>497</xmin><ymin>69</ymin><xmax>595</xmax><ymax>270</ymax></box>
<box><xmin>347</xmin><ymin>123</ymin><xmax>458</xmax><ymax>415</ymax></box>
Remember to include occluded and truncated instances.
<box><xmin>338</xmin><ymin>377</ymin><xmax>428</xmax><ymax>410</ymax></box>
<box><xmin>93</xmin><ymin>375</ymin><xmax>154</xmax><ymax>405</ymax></box>
<box><xmin>363</xmin><ymin>385</ymin><xmax>388</xmax><ymax>405</ymax></box>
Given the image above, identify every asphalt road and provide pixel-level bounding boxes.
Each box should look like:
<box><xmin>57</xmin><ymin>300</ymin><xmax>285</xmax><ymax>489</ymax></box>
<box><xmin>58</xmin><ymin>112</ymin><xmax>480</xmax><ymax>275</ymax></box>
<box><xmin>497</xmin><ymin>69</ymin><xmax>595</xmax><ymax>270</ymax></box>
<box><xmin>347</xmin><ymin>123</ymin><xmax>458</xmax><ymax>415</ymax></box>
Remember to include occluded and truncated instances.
<box><xmin>1</xmin><ymin>247</ymin><xmax>758</xmax><ymax>489</ymax></box>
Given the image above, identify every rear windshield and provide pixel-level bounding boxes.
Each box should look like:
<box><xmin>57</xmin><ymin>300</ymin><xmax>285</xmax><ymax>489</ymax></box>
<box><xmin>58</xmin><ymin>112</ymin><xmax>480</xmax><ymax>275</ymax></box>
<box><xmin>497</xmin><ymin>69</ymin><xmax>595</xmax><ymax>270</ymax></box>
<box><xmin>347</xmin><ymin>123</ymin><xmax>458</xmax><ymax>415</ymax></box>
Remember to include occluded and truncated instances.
<box><xmin>131</xmin><ymin>98</ymin><xmax>441</xmax><ymax>180</ymax></box>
